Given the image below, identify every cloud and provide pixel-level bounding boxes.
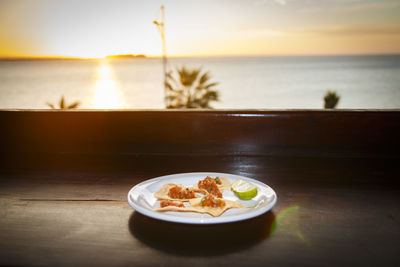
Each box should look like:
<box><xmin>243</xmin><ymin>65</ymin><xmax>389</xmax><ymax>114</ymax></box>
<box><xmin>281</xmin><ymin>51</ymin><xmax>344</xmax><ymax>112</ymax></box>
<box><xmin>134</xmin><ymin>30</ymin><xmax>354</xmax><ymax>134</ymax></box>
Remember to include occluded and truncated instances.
<box><xmin>274</xmin><ymin>0</ymin><xmax>287</xmax><ymax>5</ymax></box>
<box><xmin>297</xmin><ymin>0</ymin><xmax>400</xmax><ymax>14</ymax></box>
<box><xmin>254</xmin><ymin>0</ymin><xmax>287</xmax><ymax>6</ymax></box>
<box><xmin>338</xmin><ymin>1</ymin><xmax>400</xmax><ymax>12</ymax></box>
<box><xmin>298</xmin><ymin>25</ymin><xmax>400</xmax><ymax>36</ymax></box>
<box><xmin>246</xmin><ymin>29</ymin><xmax>286</xmax><ymax>37</ymax></box>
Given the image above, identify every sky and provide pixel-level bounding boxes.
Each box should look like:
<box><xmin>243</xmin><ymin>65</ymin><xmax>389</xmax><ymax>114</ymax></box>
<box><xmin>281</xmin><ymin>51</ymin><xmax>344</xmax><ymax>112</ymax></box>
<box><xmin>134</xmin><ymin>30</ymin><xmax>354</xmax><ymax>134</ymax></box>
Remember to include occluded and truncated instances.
<box><xmin>0</xmin><ymin>0</ymin><xmax>400</xmax><ymax>58</ymax></box>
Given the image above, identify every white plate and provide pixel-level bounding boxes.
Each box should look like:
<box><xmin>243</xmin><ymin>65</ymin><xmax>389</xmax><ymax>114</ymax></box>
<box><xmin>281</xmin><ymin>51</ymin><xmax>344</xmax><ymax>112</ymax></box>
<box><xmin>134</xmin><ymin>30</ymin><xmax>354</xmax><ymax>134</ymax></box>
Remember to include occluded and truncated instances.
<box><xmin>127</xmin><ymin>172</ymin><xmax>277</xmax><ymax>224</ymax></box>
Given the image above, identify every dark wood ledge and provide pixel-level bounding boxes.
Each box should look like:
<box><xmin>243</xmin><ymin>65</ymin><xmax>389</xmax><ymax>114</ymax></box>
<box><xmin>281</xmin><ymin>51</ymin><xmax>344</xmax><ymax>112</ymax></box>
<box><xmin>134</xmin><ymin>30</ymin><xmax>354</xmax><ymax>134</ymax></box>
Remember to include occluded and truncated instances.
<box><xmin>1</xmin><ymin>110</ymin><xmax>399</xmax><ymax>159</ymax></box>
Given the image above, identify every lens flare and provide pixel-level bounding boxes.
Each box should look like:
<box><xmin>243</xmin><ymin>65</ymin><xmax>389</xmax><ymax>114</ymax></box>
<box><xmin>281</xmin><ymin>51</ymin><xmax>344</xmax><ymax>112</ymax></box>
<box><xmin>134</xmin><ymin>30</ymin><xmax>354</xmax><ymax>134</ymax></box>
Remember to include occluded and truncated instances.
<box><xmin>272</xmin><ymin>205</ymin><xmax>311</xmax><ymax>246</ymax></box>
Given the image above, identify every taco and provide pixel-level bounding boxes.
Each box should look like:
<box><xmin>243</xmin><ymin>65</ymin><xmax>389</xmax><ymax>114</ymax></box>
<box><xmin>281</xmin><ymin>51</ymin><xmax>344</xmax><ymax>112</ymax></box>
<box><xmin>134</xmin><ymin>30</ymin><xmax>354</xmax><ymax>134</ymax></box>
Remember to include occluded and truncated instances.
<box><xmin>195</xmin><ymin>176</ymin><xmax>231</xmax><ymax>197</ymax></box>
<box><xmin>189</xmin><ymin>194</ymin><xmax>244</xmax><ymax>217</ymax></box>
<box><xmin>154</xmin><ymin>183</ymin><xmax>204</xmax><ymax>201</ymax></box>
<box><xmin>153</xmin><ymin>200</ymin><xmax>200</xmax><ymax>213</ymax></box>
<box><xmin>154</xmin><ymin>195</ymin><xmax>243</xmax><ymax>217</ymax></box>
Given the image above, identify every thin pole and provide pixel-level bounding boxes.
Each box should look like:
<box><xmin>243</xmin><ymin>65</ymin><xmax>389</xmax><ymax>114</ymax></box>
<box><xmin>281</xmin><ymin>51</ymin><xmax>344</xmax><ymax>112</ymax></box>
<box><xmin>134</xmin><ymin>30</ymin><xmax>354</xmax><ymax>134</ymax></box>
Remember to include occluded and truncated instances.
<box><xmin>154</xmin><ymin>5</ymin><xmax>168</xmax><ymax>107</ymax></box>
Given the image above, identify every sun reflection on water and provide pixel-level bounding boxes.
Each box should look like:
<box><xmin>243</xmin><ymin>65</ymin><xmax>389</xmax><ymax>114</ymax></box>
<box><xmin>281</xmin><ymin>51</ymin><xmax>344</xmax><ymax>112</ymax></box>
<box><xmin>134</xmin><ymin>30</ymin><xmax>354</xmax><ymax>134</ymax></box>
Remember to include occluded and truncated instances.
<box><xmin>91</xmin><ymin>60</ymin><xmax>126</xmax><ymax>109</ymax></box>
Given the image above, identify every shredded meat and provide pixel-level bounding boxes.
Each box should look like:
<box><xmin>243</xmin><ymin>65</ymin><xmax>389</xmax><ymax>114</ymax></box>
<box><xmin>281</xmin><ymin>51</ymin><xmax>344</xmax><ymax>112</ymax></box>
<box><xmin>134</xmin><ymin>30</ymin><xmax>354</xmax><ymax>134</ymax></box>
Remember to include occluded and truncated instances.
<box><xmin>198</xmin><ymin>176</ymin><xmax>222</xmax><ymax>198</ymax></box>
<box><xmin>168</xmin><ymin>185</ymin><xmax>196</xmax><ymax>199</ymax></box>
<box><xmin>200</xmin><ymin>194</ymin><xmax>226</xmax><ymax>208</ymax></box>
<box><xmin>160</xmin><ymin>200</ymin><xmax>185</xmax><ymax>208</ymax></box>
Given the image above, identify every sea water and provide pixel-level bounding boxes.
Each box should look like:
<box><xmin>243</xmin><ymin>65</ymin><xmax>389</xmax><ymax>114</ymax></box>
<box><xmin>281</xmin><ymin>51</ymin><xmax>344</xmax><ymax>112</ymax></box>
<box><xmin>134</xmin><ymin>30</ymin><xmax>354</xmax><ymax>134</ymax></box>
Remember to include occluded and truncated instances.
<box><xmin>0</xmin><ymin>55</ymin><xmax>399</xmax><ymax>109</ymax></box>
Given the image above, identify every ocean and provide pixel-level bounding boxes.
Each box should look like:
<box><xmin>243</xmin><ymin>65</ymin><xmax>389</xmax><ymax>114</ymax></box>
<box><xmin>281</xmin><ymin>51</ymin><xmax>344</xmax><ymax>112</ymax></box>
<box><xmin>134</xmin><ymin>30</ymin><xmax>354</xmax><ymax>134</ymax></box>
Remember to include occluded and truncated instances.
<box><xmin>0</xmin><ymin>55</ymin><xmax>399</xmax><ymax>109</ymax></box>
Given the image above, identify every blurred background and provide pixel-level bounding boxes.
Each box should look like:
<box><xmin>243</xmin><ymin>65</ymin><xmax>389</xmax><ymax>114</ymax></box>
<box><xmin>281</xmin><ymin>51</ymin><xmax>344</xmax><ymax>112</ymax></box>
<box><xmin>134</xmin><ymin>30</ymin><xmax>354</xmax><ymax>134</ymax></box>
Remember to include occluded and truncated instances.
<box><xmin>0</xmin><ymin>0</ymin><xmax>399</xmax><ymax>109</ymax></box>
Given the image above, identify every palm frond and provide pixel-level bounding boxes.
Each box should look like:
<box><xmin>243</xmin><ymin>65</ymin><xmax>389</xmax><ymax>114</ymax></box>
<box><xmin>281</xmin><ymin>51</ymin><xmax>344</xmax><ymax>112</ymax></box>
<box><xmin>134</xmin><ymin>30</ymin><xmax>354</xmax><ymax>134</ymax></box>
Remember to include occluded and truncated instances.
<box><xmin>47</xmin><ymin>103</ymin><xmax>55</xmax><ymax>109</ymax></box>
<box><xmin>59</xmin><ymin>96</ymin><xmax>65</xmax><ymax>109</ymax></box>
<box><xmin>47</xmin><ymin>96</ymin><xmax>80</xmax><ymax>110</ymax></box>
<box><xmin>324</xmin><ymin>90</ymin><xmax>340</xmax><ymax>109</ymax></box>
<box><xmin>165</xmin><ymin>66</ymin><xmax>220</xmax><ymax>109</ymax></box>
<box><xmin>199</xmin><ymin>72</ymin><xmax>210</xmax><ymax>85</ymax></box>
<box><xmin>67</xmin><ymin>102</ymin><xmax>80</xmax><ymax>109</ymax></box>
<box><xmin>205</xmin><ymin>82</ymin><xmax>219</xmax><ymax>89</ymax></box>
<box><xmin>203</xmin><ymin>91</ymin><xmax>219</xmax><ymax>101</ymax></box>
<box><xmin>165</xmin><ymin>81</ymin><xmax>175</xmax><ymax>92</ymax></box>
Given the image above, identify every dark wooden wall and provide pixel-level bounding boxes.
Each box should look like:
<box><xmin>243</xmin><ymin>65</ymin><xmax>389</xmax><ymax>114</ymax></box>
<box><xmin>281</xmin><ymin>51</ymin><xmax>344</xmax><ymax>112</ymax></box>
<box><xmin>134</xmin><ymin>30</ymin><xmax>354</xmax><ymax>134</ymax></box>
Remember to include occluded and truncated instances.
<box><xmin>1</xmin><ymin>110</ymin><xmax>399</xmax><ymax>159</ymax></box>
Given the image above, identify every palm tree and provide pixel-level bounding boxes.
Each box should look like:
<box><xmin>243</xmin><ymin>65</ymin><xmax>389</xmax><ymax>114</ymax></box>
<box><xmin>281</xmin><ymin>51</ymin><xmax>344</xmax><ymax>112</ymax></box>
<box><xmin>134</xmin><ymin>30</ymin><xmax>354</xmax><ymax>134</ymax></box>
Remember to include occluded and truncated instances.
<box><xmin>47</xmin><ymin>95</ymin><xmax>80</xmax><ymax>109</ymax></box>
<box><xmin>324</xmin><ymin>90</ymin><xmax>340</xmax><ymax>109</ymax></box>
<box><xmin>165</xmin><ymin>66</ymin><xmax>220</xmax><ymax>108</ymax></box>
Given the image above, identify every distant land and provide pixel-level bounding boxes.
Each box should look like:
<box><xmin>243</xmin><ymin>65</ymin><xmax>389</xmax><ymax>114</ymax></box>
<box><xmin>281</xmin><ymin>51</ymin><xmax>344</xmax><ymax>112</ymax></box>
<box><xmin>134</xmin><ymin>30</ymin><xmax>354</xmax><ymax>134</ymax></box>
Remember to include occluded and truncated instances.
<box><xmin>0</xmin><ymin>54</ymin><xmax>147</xmax><ymax>61</ymax></box>
<box><xmin>0</xmin><ymin>56</ymin><xmax>98</xmax><ymax>61</ymax></box>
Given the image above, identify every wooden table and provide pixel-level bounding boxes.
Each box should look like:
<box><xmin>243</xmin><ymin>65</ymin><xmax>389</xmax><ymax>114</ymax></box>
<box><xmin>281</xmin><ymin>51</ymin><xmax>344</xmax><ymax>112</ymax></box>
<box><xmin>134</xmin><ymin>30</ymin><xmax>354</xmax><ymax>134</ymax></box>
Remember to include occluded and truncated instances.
<box><xmin>1</xmin><ymin>110</ymin><xmax>399</xmax><ymax>266</ymax></box>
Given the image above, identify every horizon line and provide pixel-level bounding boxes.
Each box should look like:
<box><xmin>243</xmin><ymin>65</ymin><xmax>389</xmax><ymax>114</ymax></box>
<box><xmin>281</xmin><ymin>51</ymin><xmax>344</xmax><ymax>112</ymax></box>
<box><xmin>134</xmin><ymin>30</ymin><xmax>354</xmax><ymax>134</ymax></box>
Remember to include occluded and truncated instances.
<box><xmin>1</xmin><ymin>52</ymin><xmax>400</xmax><ymax>61</ymax></box>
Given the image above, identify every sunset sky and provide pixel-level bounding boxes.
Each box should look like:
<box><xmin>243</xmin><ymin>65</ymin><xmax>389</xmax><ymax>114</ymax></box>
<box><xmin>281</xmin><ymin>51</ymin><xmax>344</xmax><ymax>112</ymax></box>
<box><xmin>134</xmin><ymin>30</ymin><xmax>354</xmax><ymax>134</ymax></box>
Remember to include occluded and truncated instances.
<box><xmin>1</xmin><ymin>0</ymin><xmax>400</xmax><ymax>58</ymax></box>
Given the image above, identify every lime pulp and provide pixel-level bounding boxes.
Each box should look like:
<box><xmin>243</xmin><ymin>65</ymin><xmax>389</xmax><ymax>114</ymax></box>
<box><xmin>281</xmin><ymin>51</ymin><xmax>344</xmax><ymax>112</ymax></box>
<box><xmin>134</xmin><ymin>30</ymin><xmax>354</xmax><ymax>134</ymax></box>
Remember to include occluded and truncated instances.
<box><xmin>231</xmin><ymin>179</ymin><xmax>258</xmax><ymax>200</ymax></box>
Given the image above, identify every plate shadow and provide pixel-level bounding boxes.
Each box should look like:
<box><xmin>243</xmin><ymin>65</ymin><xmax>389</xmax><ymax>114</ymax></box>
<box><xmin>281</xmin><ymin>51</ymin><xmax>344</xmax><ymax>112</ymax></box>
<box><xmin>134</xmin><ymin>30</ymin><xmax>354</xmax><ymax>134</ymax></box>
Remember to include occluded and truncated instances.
<box><xmin>128</xmin><ymin>210</ymin><xmax>276</xmax><ymax>256</ymax></box>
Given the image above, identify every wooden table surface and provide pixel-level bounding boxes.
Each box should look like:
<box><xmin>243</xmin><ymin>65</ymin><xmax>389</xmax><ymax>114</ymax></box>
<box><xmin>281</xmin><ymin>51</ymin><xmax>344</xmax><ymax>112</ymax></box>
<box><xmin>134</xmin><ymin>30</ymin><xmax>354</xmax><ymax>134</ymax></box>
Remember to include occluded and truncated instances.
<box><xmin>1</xmin><ymin>155</ymin><xmax>399</xmax><ymax>266</ymax></box>
<box><xmin>1</xmin><ymin>110</ymin><xmax>399</xmax><ymax>266</ymax></box>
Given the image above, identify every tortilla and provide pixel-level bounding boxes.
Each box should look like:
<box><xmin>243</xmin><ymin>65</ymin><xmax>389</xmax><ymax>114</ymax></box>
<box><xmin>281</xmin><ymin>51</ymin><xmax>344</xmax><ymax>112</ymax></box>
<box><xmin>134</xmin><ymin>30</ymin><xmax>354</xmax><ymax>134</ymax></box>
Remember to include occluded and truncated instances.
<box><xmin>216</xmin><ymin>176</ymin><xmax>231</xmax><ymax>190</ymax></box>
<box><xmin>154</xmin><ymin>183</ymin><xmax>204</xmax><ymax>201</ymax></box>
<box><xmin>153</xmin><ymin>201</ymin><xmax>200</xmax><ymax>213</ymax></box>
<box><xmin>153</xmin><ymin>178</ymin><xmax>242</xmax><ymax>217</ymax></box>
<box><xmin>154</xmin><ymin>197</ymin><xmax>243</xmax><ymax>217</ymax></box>
<box><xmin>189</xmin><ymin>197</ymin><xmax>244</xmax><ymax>217</ymax></box>
<box><xmin>193</xmin><ymin>176</ymin><xmax>231</xmax><ymax>195</ymax></box>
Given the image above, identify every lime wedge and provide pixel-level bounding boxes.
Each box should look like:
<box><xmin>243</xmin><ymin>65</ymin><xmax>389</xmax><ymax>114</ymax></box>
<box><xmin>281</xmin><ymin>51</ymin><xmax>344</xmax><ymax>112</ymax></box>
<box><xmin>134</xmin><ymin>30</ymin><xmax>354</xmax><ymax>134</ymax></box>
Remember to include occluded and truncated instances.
<box><xmin>231</xmin><ymin>179</ymin><xmax>258</xmax><ymax>200</ymax></box>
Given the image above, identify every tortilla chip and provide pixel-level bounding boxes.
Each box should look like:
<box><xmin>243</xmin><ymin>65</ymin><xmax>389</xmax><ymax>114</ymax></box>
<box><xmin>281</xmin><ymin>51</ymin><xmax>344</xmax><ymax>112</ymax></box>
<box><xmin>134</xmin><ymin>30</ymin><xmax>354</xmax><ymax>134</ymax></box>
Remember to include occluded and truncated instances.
<box><xmin>153</xmin><ymin>197</ymin><xmax>244</xmax><ymax>217</ymax></box>
<box><xmin>153</xmin><ymin>203</ymin><xmax>200</xmax><ymax>213</ymax></box>
<box><xmin>193</xmin><ymin>176</ymin><xmax>231</xmax><ymax>194</ymax></box>
<box><xmin>154</xmin><ymin>183</ymin><xmax>204</xmax><ymax>201</ymax></box>
<box><xmin>153</xmin><ymin>178</ymin><xmax>242</xmax><ymax>217</ymax></box>
<box><xmin>189</xmin><ymin>197</ymin><xmax>244</xmax><ymax>217</ymax></box>
<box><xmin>216</xmin><ymin>176</ymin><xmax>231</xmax><ymax>190</ymax></box>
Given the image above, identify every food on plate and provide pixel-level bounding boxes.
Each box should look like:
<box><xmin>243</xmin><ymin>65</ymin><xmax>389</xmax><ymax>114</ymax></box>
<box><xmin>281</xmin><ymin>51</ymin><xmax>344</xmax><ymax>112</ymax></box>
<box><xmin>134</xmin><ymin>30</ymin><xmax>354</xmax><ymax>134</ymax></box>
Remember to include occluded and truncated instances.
<box><xmin>154</xmin><ymin>195</ymin><xmax>244</xmax><ymax>217</ymax></box>
<box><xmin>231</xmin><ymin>179</ymin><xmax>258</xmax><ymax>200</ymax></box>
<box><xmin>214</xmin><ymin>176</ymin><xmax>231</xmax><ymax>190</ymax></box>
<box><xmin>153</xmin><ymin>176</ymin><xmax>244</xmax><ymax>217</ymax></box>
<box><xmin>168</xmin><ymin>185</ymin><xmax>196</xmax><ymax>199</ymax></box>
<box><xmin>189</xmin><ymin>194</ymin><xmax>244</xmax><ymax>217</ymax></box>
<box><xmin>200</xmin><ymin>194</ymin><xmax>225</xmax><ymax>208</ymax></box>
<box><xmin>196</xmin><ymin>176</ymin><xmax>231</xmax><ymax>194</ymax></box>
<box><xmin>160</xmin><ymin>200</ymin><xmax>185</xmax><ymax>208</ymax></box>
<box><xmin>154</xmin><ymin>183</ymin><xmax>202</xmax><ymax>201</ymax></box>
<box><xmin>154</xmin><ymin>201</ymin><xmax>199</xmax><ymax>213</ymax></box>
<box><xmin>197</xmin><ymin>176</ymin><xmax>223</xmax><ymax>197</ymax></box>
